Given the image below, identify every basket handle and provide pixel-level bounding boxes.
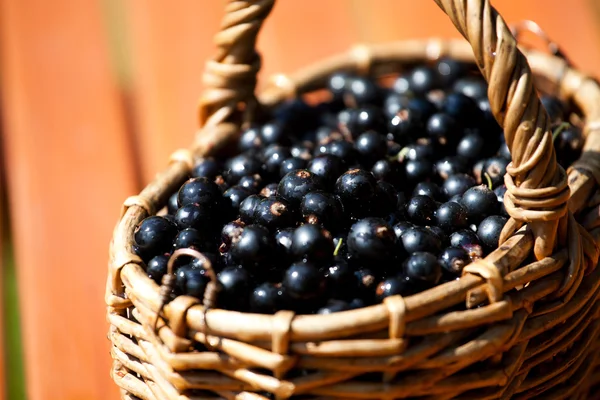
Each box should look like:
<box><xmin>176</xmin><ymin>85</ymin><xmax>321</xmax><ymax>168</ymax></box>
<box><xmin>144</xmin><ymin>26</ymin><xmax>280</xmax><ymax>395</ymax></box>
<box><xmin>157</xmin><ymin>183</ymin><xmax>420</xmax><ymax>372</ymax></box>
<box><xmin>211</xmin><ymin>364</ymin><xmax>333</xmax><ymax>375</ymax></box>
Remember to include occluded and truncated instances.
<box><xmin>196</xmin><ymin>0</ymin><xmax>569</xmax><ymax>260</ymax></box>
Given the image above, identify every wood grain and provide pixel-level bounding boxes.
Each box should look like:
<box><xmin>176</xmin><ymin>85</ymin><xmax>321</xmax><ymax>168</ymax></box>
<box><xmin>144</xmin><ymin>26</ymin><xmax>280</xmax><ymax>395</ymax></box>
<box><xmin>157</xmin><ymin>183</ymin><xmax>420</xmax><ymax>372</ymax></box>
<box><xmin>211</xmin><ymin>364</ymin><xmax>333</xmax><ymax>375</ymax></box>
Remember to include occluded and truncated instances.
<box><xmin>0</xmin><ymin>0</ymin><xmax>137</xmax><ymax>399</ymax></box>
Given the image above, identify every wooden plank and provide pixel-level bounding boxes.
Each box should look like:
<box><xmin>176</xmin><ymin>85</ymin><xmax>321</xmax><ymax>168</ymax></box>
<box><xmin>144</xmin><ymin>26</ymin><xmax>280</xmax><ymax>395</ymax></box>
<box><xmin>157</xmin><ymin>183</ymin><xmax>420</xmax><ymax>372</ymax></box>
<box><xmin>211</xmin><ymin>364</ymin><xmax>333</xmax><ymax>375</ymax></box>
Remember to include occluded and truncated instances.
<box><xmin>0</xmin><ymin>0</ymin><xmax>137</xmax><ymax>399</ymax></box>
<box><xmin>125</xmin><ymin>0</ymin><xmax>223</xmax><ymax>183</ymax></box>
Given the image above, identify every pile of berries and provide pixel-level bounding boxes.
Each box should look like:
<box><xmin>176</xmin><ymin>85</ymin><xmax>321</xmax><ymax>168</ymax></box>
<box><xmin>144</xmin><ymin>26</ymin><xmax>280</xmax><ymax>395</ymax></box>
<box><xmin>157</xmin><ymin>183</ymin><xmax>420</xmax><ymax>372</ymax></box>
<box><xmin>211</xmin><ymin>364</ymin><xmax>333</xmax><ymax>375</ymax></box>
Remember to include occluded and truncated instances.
<box><xmin>133</xmin><ymin>58</ymin><xmax>583</xmax><ymax>315</ymax></box>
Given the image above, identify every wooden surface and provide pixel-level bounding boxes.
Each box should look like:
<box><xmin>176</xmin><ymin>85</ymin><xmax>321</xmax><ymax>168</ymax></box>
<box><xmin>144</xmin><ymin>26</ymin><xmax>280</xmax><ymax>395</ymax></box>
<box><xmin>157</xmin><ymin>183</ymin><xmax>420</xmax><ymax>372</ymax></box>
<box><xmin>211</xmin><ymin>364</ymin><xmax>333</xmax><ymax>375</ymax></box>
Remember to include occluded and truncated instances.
<box><xmin>0</xmin><ymin>1</ymin><xmax>599</xmax><ymax>399</ymax></box>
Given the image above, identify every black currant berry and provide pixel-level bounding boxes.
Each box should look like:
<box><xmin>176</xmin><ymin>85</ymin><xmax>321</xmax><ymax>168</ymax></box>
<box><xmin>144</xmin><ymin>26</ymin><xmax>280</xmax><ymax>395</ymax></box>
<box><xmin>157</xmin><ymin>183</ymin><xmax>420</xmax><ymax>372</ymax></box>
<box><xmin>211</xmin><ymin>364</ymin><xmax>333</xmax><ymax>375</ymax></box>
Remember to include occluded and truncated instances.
<box><xmin>325</xmin><ymin>260</ymin><xmax>359</xmax><ymax>301</ymax></box>
<box><xmin>192</xmin><ymin>157</ymin><xmax>221</xmax><ymax>180</ymax></box>
<box><xmin>173</xmin><ymin>228</ymin><xmax>215</xmax><ymax>252</ymax></box>
<box><xmin>174</xmin><ymin>203</ymin><xmax>214</xmax><ymax>230</ymax></box>
<box><xmin>278</xmin><ymin>170</ymin><xmax>325</xmax><ymax>206</ymax></box>
<box><xmin>375</xmin><ymin>276</ymin><xmax>414</xmax><ymax>301</ymax></box>
<box><xmin>217</xmin><ymin>266</ymin><xmax>253</xmax><ymax>311</ymax></box>
<box><xmin>334</xmin><ymin>169</ymin><xmax>378</xmax><ymax>218</ymax></box>
<box><xmin>177</xmin><ymin>177</ymin><xmax>222</xmax><ymax>210</ymax></box>
<box><xmin>307</xmin><ymin>155</ymin><xmax>346</xmax><ymax>188</ymax></box>
<box><xmin>406</xmin><ymin>195</ymin><xmax>437</xmax><ymax>226</ymax></box>
<box><xmin>477</xmin><ymin>215</ymin><xmax>508</xmax><ymax>250</ymax></box>
<box><xmin>253</xmin><ymin>198</ymin><xmax>296</xmax><ymax>231</ymax></box>
<box><xmin>279</xmin><ymin>157</ymin><xmax>308</xmax><ymax>178</ymax></box>
<box><xmin>481</xmin><ymin>156</ymin><xmax>509</xmax><ymax>189</ymax></box>
<box><xmin>435</xmin><ymin>201</ymin><xmax>468</xmax><ymax>233</ymax></box>
<box><xmin>282</xmin><ymin>262</ymin><xmax>326</xmax><ymax>302</ymax></box>
<box><xmin>347</xmin><ymin>218</ymin><xmax>397</xmax><ymax>264</ymax></box>
<box><xmin>439</xmin><ymin>246</ymin><xmax>470</xmax><ymax>276</ymax></box>
<box><xmin>412</xmin><ymin>182</ymin><xmax>443</xmax><ymax>201</ymax></box>
<box><xmin>300</xmin><ymin>191</ymin><xmax>342</xmax><ymax>229</ymax></box>
<box><xmin>223</xmin><ymin>153</ymin><xmax>262</xmax><ymax>184</ymax></box>
<box><xmin>239</xmin><ymin>194</ymin><xmax>263</xmax><ymax>224</ymax></box>
<box><xmin>250</xmin><ymin>282</ymin><xmax>286</xmax><ymax>314</ymax></box>
<box><xmin>355</xmin><ymin>131</ymin><xmax>387</xmax><ymax>167</ymax></box>
<box><xmin>146</xmin><ymin>254</ymin><xmax>169</xmax><ymax>283</ymax></box>
<box><xmin>403</xmin><ymin>252</ymin><xmax>442</xmax><ymax>287</ymax></box>
<box><xmin>291</xmin><ymin>224</ymin><xmax>334</xmax><ymax>264</ymax></box>
<box><xmin>460</xmin><ymin>185</ymin><xmax>499</xmax><ymax>223</ymax></box>
<box><xmin>442</xmin><ymin>173</ymin><xmax>476</xmax><ymax>199</ymax></box>
<box><xmin>401</xmin><ymin>226</ymin><xmax>442</xmax><ymax>254</ymax></box>
<box><xmin>134</xmin><ymin>216</ymin><xmax>178</xmax><ymax>259</ymax></box>
<box><xmin>230</xmin><ymin>225</ymin><xmax>275</xmax><ymax>269</ymax></box>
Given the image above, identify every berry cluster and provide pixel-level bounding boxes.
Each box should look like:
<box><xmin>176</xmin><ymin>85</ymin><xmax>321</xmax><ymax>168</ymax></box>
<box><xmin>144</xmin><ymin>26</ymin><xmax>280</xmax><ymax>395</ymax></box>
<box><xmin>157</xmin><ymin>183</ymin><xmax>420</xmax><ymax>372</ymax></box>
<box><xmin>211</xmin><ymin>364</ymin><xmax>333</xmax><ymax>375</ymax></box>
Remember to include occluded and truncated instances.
<box><xmin>133</xmin><ymin>58</ymin><xmax>582</xmax><ymax>315</ymax></box>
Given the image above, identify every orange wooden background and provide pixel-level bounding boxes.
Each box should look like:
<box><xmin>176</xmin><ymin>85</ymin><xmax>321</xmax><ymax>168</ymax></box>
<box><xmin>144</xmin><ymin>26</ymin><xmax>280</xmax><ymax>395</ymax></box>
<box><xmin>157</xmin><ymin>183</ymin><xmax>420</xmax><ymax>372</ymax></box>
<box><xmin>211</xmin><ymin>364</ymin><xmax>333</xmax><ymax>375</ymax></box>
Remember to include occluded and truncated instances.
<box><xmin>0</xmin><ymin>1</ymin><xmax>599</xmax><ymax>399</ymax></box>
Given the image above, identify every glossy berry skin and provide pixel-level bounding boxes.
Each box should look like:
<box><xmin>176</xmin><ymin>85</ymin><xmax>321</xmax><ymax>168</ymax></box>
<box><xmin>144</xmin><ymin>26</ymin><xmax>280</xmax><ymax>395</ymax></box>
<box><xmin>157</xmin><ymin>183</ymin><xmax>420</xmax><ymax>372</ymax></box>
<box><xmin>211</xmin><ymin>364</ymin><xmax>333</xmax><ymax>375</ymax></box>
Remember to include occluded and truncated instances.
<box><xmin>223</xmin><ymin>153</ymin><xmax>262</xmax><ymax>184</ymax></box>
<box><xmin>134</xmin><ymin>216</ymin><xmax>178</xmax><ymax>258</ymax></box>
<box><xmin>167</xmin><ymin>192</ymin><xmax>179</xmax><ymax>215</ymax></box>
<box><xmin>239</xmin><ymin>194</ymin><xmax>263</xmax><ymax>224</ymax></box>
<box><xmin>413</xmin><ymin>182</ymin><xmax>443</xmax><ymax>201</ymax></box>
<box><xmin>174</xmin><ymin>203</ymin><xmax>214</xmax><ymax>230</ymax></box>
<box><xmin>426</xmin><ymin>113</ymin><xmax>459</xmax><ymax>146</ymax></box>
<box><xmin>253</xmin><ymin>198</ymin><xmax>295</xmax><ymax>231</ymax></box>
<box><xmin>338</xmin><ymin>106</ymin><xmax>386</xmax><ymax>138</ymax></box>
<box><xmin>449</xmin><ymin>229</ymin><xmax>481</xmax><ymax>248</ymax></box>
<box><xmin>308</xmin><ymin>155</ymin><xmax>346</xmax><ymax>188</ymax></box>
<box><xmin>436</xmin><ymin>58</ymin><xmax>467</xmax><ymax>86</ymax></box>
<box><xmin>541</xmin><ymin>95</ymin><xmax>566</xmax><ymax>124</ymax></box>
<box><xmin>261</xmin><ymin>122</ymin><xmax>290</xmax><ymax>146</ymax></box>
<box><xmin>436</xmin><ymin>156</ymin><xmax>469</xmax><ymax>180</ymax></box>
<box><xmin>347</xmin><ymin>218</ymin><xmax>397</xmax><ymax>263</ymax></box>
<box><xmin>494</xmin><ymin>185</ymin><xmax>509</xmax><ymax>217</ymax></box>
<box><xmin>453</xmin><ymin>76</ymin><xmax>488</xmax><ymax>100</ymax></box>
<box><xmin>355</xmin><ymin>131</ymin><xmax>387</xmax><ymax>167</ymax></box>
<box><xmin>291</xmin><ymin>224</ymin><xmax>334</xmax><ymax>264</ymax></box>
<box><xmin>403</xmin><ymin>142</ymin><xmax>436</xmax><ymax>161</ymax></box>
<box><xmin>221</xmin><ymin>221</ymin><xmax>245</xmax><ymax>250</ymax></box>
<box><xmin>192</xmin><ymin>157</ymin><xmax>221</xmax><ymax>180</ymax></box>
<box><xmin>177</xmin><ymin>177</ymin><xmax>222</xmax><ymax>209</ymax></box>
<box><xmin>435</xmin><ymin>201</ymin><xmax>468</xmax><ymax>233</ymax></box>
<box><xmin>325</xmin><ymin>260</ymin><xmax>359</xmax><ymax>301</ymax></box>
<box><xmin>554</xmin><ymin>124</ymin><xmax>583</xmax><ymax>167</ymax></box>
<box><xmin>477</xmin><ymin>215</ymin><xmax>508</xmax><ymax>250</ymax></box>
<box><xmin>375</xmin><ymin>181</ymin><xmax>402</xmax><ymax>218</ymax></box>
<box><xmin>146</xmin><ymin>255</ymin><xmax>169</xmax><ymax>283</ymax></box>
<box><xmin>456</xmin><ymin>133</ymin><xmax>491</xmax><ymax>161</ymax></box>
<box><xmin>217</xmin><ymin>266</ymin><xmax>253</xmax><ymax>311</ymax></box>
<box><xmin>439</xmin><ymin>246</ymin><xmax>470</xmax><ymax>275</ymax></box>
<box><xmin>443</xmin><ymin>92</ymin><xmax>483</xmax><ymax>128</ymax></box>
<box><xmin>222</xmin><ymin>186</ymin><xmax>252</xmax><ymax>216</ymax></box>
<box><xmin>260</xmin><ymin>183</ymin><xmax>278</xmax><ymax>198</ymax></box>
<box><xmin>279</xmin><ymin>157</ymin><xmax>307</xmax><ymax>178</ymax></box>
<box><xmin>443</xmin><ymin>173</ymin><xmax>477</xmax><ymax>199</ymax></box>
<box><xmin>371</xmin><ymin>159</ymin><xmax>403</xmax><ymax>186</ymax></box>
<box><xmin>238</xmin><ymin>174</ymin><xmax>263</xmax><ymax>194</ymax></box>
<box><xmin>481</xmin><ymin>156</ymin><xmax>509</xmax><ymax>189</ymax></box>
<box><xmin>375</xmin><ymin>276</ymin><xmax>414</xmax><ymax>301</ymax></box>
<box><xmin>261</xmin><ymin>145</ymin><xmax>291</xmax><ymax>178</ymax></box>
<box><xmin>317</xmin><ymin>140</ymin><xmax>357</xmax><ymax>165</ymax></box>
<box><xmin>393</xmin><ymin>221</ymin><xmax>414</xmax><ymax>240</ymax></box>
<box><xmin>401</xmin><ymin>226</ymin><xmax>442</xmax><ymax>254</ymax></box>
<box><xmin>250</xmin><ymin>282</ymin><xmax>286</xmax><ymax>314</ymax></box>
<box><xmin>278</xmin><ymin>170</ymin><xmax>325</xmax><ymax>207</ymax></box>
<box><xmin>239</xmin><ymin>126</ymin><xmax>263</xmax><ymax>152</ymax></box>
<box><xmin>176</xmin><ymin>266</ymin><xmax>209</xmax><ymax>298</ymax></box>
<box><xmin>460</xmin><ymin>185</ymin><xmax>499</xmax><ymax>223</ymax></box>
<box><xmin>405</xmin><ymin>159</ymin><xmax>434</xmax><ymax>185</ymax></box>
<box><xmin>403</xmin><ymin>252</ymin><xmax>442</xmax><ymax>287</ymax></box>
<box><xmin>275</xmin><ymin>228</ymin><xmax>294</xmax><ymax>255</ymax></box>
<box><xmin>230</xmin><ymin>225</ymin><xmax>275</xmax><ymax>269</ymax></box>
<box><xmin>173</xmin><ymin>228</ymin><xmax>214</xmax><ymax>252</ymax></box>
<box><xmin>406</xmin><ymin>195</ymin><xmax>437</xmax><ymax>226</ymax></box>
<box><xmin>408</xmin><ymin>66</ymin><xmax>440</xmax><ymax>95</ymax></box>
<box><xmin>334</xmin><ymin>169</ymin><xmax>378</xmax><ymax>218</ymax></box>
<box><xmin>317</xmin><ymin>300</ymin><xmax>352</xmax><ymax>314</ymax></box>
<box><xmin>327</xmin><ymin>72</ymin><xmax>350</xmax><ymax>100</ymax></box>
<box><xmin>300</xmin><ymin>191</ymin><xmax>342</xmax><ymax>229</ymax></box>
<box><xmin>282</xmin><ymin>262</ymin><xmax>326</xmax><ymax>301</ymax></box>
<box><xmin>343</xmin><ymin>77</ymin><xmax>381</xmax><ymax>107</ymax></box>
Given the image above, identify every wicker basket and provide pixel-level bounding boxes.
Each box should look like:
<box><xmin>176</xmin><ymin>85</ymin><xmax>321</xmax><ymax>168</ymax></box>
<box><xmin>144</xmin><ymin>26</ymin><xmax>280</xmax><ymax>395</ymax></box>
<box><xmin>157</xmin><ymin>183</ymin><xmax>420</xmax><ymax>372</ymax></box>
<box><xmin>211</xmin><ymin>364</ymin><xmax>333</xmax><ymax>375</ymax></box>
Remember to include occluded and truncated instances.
<box><xmin>106</xmin><ymin>0</ymin><xmax>600</xmax><ymax>398</ymax></box>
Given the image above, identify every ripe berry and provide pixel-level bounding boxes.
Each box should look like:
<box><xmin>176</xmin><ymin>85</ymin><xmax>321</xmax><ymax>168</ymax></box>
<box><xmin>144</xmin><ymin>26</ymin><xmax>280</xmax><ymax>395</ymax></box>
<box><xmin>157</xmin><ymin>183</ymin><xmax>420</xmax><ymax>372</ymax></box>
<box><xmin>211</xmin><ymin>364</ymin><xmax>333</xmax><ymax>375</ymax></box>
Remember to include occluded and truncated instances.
<box><xmin>334</xmin><ymin>169</ymin><xmax>378</xmax><ymax>218</ymax></box>
<box><xmin>393</xmin><ymin>221</ymin><xmax>414</xmax><ymax>240</ymax></box>
<box><xmin>192</xmin><ymin>157</ymin><xmax>221</xmax><ymax>180</ymax></box>
<box><xmin>375</xmin><ymin>276</ymin><xmax>414</xmax><ymax>301</ymax></box>
<box><xmin>453</xmin><ymin>76</ymin><xmax>488</xmax><ymax>100</ymax></box>
<box><xmin>308</xmin><ymin>155</ymin><xmax>346</xmax><ymax>188</ymax></box>
<box><xmin>327</xmin><ymin>72</ymin><xmax>350</xmax><ymax>100</ymax></box>
<box><xmin>355</xmin><ymin>131</ymin><xmax>387</xmax><ymax>167</ymax></box>
<box><xmin>238</xmin><ymin>174</ymin><xmax>263</xmax><ymax>194</ymax></box>
<box><xmin>449</xmin><ymin>229</ymin><xmax>481</xmax><ymax>248</ymax></box>
<box><xmin>405</xmin><ymin>159</ymin><xmax>434</xmax><ymax>184</ymax></box>
<box><xmin>239</xmin><ymin>126</ymin><xmax>263</xmax><ymax>152</ymax></box>
<box><xmin>222</xmin><ymin>186</ymin><xmax>252</xmax><ymax>216</ymax></box>
<box><xmin>223</xmin><ymin>153</ymin><xmax>262</xmax><ymax>184</ymax></box>
<box><xmin>494</xmin><ymin>185</ymin><xmax>509</xmax><ymax>217</ymax></box>
<box><xmin>291</xmin><ymin>224</ymin><xmax>334</xmax><ymax>264</ymax></box>
<box><xmin>436</xmin><ymin>58</ymin><xmax>467</xmax><ymax>87</ymax></box>
<box><xmin>481</xmin><ymin>156</ymin><xmax>509</xmax><ymax>189</ymax></box>
<box><xmin>325</xmin><ymin>260</ymin><xmax>359</xmax><ymax>300</ymax></box>
<box><xmin>300</xmin><ymin>191</ymin><xmax>342</xmax><ymax>229</ymax></box>
<box><xmin>412</xmin><ymin>182</ymin><xmax>443</xmax><ymax>201</ymax></box>
<box><xmin>260</xmin><ymin>183</ymin><xmax>279</xmax><ymax>198</ymax></box>
<box><xmin>176</xmin><ymin>266</ymin><xmax>209</xmax><ymax>298</ymax></box>
<box><xmin>338</xmin><ymin>106</ymin><xmax>386</xmax><ymax>138</ymax></box>
<box><xmin>250</xmin><ymin>282</ymin><xmax>286</xmax><ymax>314</ymax></box>
<box><xmin>435</xmin><ymin>201</ymin><xmax>468</xmax><ymax>233</ymax></box>
<box><xmin>239</xmin><ymin>194</ymin><xmax>263</xmax><ymax>224</ymax></box>
<box><xmin>174</xmin><ymin>203</ymin><xmax>214</xmax><ymax>230</ymax></box>
<box><xmin>167</xmin><ymin>192</ymin><xmax>179</xmax><ymax>215</ymax></box>
<box><xmin>408</xmin><ymin>66</ymin><xmax>440</xmax><ymax>95</ymax></box>
<box><xmin>278</xmin><ymin>170</ymin><xmax>325</xmax><ymax>206</ymax></box>
<box><xmin>401</xmin><ymin>226</ymin><xmax>442</xmax><ymax>254</ymax></box>
<box><xmin>221</xmin><ymin>220</ymin><xmax>244</xmax><ymax>250</ymax></box>
<box><xmin>261</xmin><ymin>145</ymin><xmax>291</xmax><ymax>178</ymax></box>
<box><xmin>230</xmin><ymin>225</ymin><xmax>275</xmax><ymax>269</ymax></box>
<box><xmin>146</xmin><ymin>254</ymin><xmax>169</xmax><ymax>283</ymax></box>
<box><xmin>316</xmin><ymin>139</ymin><xmax>357</xmax><ymax>165</ymax></box>
<box><xmin>261</xmin><ymin>122</ymin><xmax>291</xmax><ymax>146</ymax></box>
<box><xmin>442</xmin><ymin>173</ymin><xmax>476</xmax><ymax>199</ymax></box>
<box><xmin>253</xmin><ymin>198</ymin><xmax>295</xmax><ymax>231</ymax></box>
<box><xmin>438</xmin><ymin>246</ymin><xmax>470</xmax><ymax>275</ymax></box>
<box><xmin>217</xmin><ymin>266</ymin><xmax>253</xmax><ymax>311</ymax></box>
<box><xmin>406</xmin><ymin>195</ymin><xmax>437</xmax><ymax>226</ymax></box>
<box><xmin>177</xmin><ymin>177</ymin><xmax>222</xmax><ymax>209</ymax></box>
<box><xmin>173</xmin><ymin>228</ymin><xmax>214</xmax><ymax>252</ymax></box>
<box><xmin>343</xmin><ymin>77</ymin><xmax>382</xmax><ymax>107</ymax></box>
<box><xmin>456</xmin><ymin>133</ymin><xmax>488</xmax><ymax>161</ymax></box>
<box><xmin>279</xmin><ymin>157</ymin><xmax>308</xmax><ymax>178</ymax></box>
<box><xmin>541</xmin><ymin>95</ymin><xmax>566</xmax><ymax>125</ymax></box>
<box><xmin>460</xmin><ymin>185</ymin><xmax>499</xmax><ymax>223</ymax></box>
<box><xmin>554</xmin><ymin>124</ymin><xmax>583</xmax><ymax>167</ymax></box>
<box><xmin>403</xmin><ymin>252</ymin><xmax>442</xmax><ymax>287</ymax></box>
<box><xmin>371</xmin><ymin>159</ymin><xmax>403</xmax><ymax>186</ymax></box>
<box><xmin>282</xmin><ymin>262</ymin><xmax>326</xmax><ymax>301</ymax></box>
<box><xmin>134</xmin><ymin>216</ymin><xmax>178</xmax><ymax>259</ymax></box>
<box><xmin>317</xmin><ymin>300</ymin><xmax>352</xmax><ymax>314</ymax></box>
<box><xmin>426</xmin><ymin>113</ymin><xmax>459</xmax><ymax>146</ymax></box>
<box><xmin>477</xmin><ymin>215</ymin><xmax>508</xmax><ymax>250</ymax></box>
<box><xmin>443</xmin><ymin>92</ymin><xmax>483</xmax><ymax>128</ymax></box>
<box><xmin>436</xmin><ymin>156</ymin><xmax>469</xmax><ymax>180</ymax></box>
<box><xmin>347</xmin><ymin>218</ymin><xmax>397</xmax><ymax>263</ymax></box>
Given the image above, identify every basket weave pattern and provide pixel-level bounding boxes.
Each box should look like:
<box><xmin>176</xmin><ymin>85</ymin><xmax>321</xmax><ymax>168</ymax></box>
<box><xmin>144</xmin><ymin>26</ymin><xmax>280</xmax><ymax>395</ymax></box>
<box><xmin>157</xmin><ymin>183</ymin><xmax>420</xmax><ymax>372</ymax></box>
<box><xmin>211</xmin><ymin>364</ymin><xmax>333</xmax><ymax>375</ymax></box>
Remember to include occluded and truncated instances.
<box><xmin>107</xmin><ymin>0</ymin><xmax>600</xmax><ymax>398</ymax></box>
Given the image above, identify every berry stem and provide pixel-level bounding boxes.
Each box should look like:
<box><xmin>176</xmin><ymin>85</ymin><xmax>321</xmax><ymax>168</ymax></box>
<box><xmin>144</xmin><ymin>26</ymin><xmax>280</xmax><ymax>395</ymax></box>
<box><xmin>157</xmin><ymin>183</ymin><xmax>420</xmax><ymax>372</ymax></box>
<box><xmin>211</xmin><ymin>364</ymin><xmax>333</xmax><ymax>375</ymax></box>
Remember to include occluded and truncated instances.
<box><xmin>333</xmin><ymin>238</ymin><xmax>343</xmax><ymax>257</ymax></box>
<box><xmin>552</xmin><ymin>122</ymin><xmax>571</xmax><ymax>142</ymax></box>
<box><xmin>483</xmin><ymin>172</ymin><xmax>493</xmax><ymax>190</ymax></box>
